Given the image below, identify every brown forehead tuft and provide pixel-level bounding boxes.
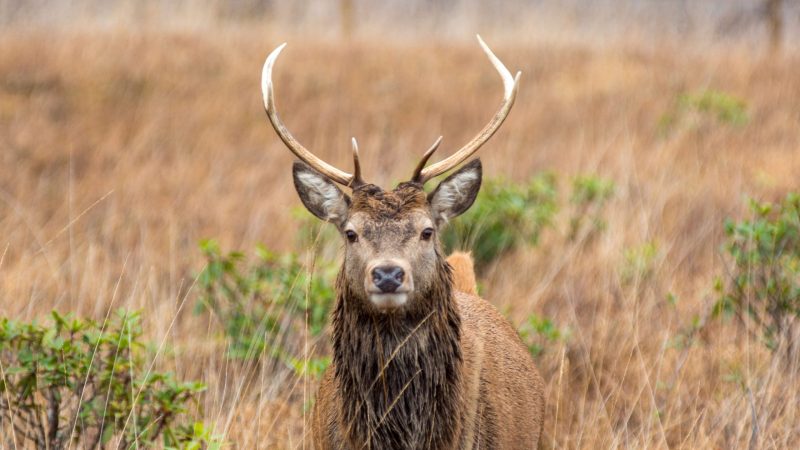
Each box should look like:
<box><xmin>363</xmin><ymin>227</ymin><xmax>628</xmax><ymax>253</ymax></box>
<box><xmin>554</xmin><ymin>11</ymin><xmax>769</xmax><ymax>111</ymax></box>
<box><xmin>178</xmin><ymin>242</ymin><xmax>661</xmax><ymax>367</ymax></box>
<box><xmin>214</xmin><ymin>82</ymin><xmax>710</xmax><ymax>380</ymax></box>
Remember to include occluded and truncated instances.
<box><xmin>350</xmin><ymin>182</ymin><xmax>428</xmax><ymax>219</ymax></box>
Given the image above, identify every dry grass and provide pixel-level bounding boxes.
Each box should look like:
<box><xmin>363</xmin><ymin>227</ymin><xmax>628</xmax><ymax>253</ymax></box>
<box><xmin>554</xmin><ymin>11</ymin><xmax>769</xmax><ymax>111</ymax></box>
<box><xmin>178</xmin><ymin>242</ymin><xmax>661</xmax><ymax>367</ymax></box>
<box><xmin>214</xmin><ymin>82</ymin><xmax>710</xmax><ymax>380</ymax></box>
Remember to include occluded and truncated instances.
<box><xmin>1</xmin><ymin>27</ymin><xmax>799</xmax><ymax>448</ymax></box>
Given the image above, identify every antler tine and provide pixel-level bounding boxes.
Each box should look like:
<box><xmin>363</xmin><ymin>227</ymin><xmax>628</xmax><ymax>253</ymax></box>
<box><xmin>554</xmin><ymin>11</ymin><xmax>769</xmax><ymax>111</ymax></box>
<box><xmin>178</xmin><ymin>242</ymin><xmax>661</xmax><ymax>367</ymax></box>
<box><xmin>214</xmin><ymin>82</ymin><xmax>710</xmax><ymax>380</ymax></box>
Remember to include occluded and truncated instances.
<box><xmin>349</xmin><ymin>138</ymin><xmax>365</xmax><ymax>188</ymax></box>
<box><xmin>414</xmin><ymin>35</ymin><xmax>521</xmax><ymax>184</ymax></box>
<box><xmin>262</xmin><ymin>43</ymin><xmax>355</xmax><ymax>186</ymax></box>
<box><xmin>411</xmin><ymin>136</ymin><xmax>443</xmax><ymax>183</ymax></box>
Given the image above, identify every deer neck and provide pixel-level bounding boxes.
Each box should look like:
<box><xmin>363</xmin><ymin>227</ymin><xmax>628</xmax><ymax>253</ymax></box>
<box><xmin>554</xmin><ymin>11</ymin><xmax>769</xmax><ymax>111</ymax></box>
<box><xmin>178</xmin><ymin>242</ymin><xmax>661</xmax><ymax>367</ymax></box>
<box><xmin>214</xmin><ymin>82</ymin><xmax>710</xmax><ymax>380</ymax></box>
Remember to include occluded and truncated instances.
<box><xmin>331</xmin><ymin>259</ymin><xmax>464</xmax><ymax>449</ymax></box>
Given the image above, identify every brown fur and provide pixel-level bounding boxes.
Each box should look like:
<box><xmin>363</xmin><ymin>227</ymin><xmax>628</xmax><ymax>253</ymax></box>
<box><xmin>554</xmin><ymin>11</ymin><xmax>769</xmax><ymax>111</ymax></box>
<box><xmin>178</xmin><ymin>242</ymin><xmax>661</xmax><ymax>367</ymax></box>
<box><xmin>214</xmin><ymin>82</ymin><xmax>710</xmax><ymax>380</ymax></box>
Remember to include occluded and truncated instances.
<box><xmin>349</xmin><ymin>183</ymin><xmax>429</xmax><ymax>219</ymax></box>
<box><xmin>311</xmin><ymin>182</ymin><xmax>545</xmax><ymax>449</ymax></box>
<box><xmin>447</xmin><ymin>251</ymin><xmax>479</xmax><ymax>296</ymax></box>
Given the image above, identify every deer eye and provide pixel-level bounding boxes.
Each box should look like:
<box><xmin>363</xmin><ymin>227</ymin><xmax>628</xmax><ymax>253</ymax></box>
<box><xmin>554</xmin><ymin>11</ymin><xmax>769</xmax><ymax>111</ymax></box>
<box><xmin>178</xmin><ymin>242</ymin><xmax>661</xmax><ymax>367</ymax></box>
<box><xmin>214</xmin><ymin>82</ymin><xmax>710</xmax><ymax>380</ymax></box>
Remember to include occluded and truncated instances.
<box><xmin>420</xmin><ymin>227</ymin><xmax>434</xmax><ymax>241</ymax></box>
<box><xmin>345</xmin><ymin>230</ymin><xmax>358</xmax><ymax>243</ymax></box>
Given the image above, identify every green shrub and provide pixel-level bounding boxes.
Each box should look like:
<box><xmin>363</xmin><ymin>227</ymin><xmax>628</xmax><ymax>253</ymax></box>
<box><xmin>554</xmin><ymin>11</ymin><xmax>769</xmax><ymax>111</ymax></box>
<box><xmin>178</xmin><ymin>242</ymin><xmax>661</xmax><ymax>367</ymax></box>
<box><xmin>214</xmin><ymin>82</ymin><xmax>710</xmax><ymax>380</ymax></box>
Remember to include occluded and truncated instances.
<box><xmin>517</xmin><ymin>313</ymin><xmax>570</xmax><ymax>358</ymax></box>
<box><xmin>659</xmin><ymin>89</ymin><xmax>749</xmax><ymax>135</ymax></box>
<box><xmin>620</xmin><ymin>241</ymin><xmax>660</xmax><ymax>285</ymax></box>
<box><xmin>170</xmin><ymin>422</ymin><xmax>224</xmax><ymax>450</ymax></box>
<box><xmin>196</xmin><ymin>239</ymin><xmax>334</xmax><ymax>377</ymax></box>
<box><xmin>440</xmin><ymin>173</ymin><xmax>614</xmax><ymax>270</ymax></box>
<box><xmin>569</xmin><ymin>175</ymin><xmax>615</xmax><ymax>241</ymax></box>
<box><xmin>714</xmin><ymin>194</ymin><xmax>800</xmax><ymax>359</ymax></box>
<box><xmin>679</xmin><ymin>90</ymin><xmax>748</xmax><ymax>126</ymax></box>
<box><xmin>0</xmin><ymin>310</ymin><xmax>218</xmax><ymax>449</ymax></box>
<box><xmin>441</xmin><ymin>174</ymin><xmax>558</xmax><ymax>270</ymax></box>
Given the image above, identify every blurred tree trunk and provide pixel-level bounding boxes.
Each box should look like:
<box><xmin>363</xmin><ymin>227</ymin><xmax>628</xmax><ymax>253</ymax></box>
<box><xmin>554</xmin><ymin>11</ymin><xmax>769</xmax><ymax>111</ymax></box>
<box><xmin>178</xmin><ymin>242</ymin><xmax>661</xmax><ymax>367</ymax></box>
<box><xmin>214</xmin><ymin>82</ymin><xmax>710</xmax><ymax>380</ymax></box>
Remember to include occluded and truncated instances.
<box><xmin>765</xmin><ymin>0</ymin><xmax>783</xmax><ymax>53</ymax></box>
<box><xmin>340</xmin><ymin>0</ymin><xmax>354</xmax><ymax>39</ymax></box>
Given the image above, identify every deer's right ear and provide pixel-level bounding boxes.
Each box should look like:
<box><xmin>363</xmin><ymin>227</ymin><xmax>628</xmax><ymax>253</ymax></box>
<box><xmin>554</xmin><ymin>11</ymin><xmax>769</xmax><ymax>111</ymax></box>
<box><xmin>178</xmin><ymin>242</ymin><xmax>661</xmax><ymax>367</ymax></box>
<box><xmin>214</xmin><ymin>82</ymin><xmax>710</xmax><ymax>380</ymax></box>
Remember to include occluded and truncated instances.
<box><xmin>293</xmin><ymin>162</ymin><xmax>350</xmax><ymax>225</ymax></box>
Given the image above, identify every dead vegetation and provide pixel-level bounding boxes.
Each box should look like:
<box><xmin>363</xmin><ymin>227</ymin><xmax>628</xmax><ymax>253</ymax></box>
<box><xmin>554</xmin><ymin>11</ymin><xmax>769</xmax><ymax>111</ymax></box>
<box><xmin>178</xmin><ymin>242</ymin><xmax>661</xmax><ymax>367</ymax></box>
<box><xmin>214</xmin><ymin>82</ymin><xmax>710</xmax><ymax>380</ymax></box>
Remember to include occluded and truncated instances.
<box><xmin>1</xmin><ymin>28</ymin><xmax>799</xmax><ymax>448</ymax></box>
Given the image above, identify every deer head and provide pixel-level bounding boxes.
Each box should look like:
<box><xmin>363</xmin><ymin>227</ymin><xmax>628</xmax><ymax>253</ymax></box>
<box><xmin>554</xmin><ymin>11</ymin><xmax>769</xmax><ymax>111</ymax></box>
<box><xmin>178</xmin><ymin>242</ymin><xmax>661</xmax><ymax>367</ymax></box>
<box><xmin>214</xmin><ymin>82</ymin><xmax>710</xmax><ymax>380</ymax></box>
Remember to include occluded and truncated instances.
<box><xmin>261</xmin><ymin>36</ymin><xmax>520</xmax><ymax>313</ymax></box>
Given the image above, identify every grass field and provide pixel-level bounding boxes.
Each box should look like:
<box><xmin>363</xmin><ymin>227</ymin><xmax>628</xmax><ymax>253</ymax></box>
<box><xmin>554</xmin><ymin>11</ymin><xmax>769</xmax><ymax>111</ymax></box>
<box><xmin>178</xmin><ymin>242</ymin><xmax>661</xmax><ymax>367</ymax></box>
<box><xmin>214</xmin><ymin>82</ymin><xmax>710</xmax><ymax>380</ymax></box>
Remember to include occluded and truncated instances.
<box><xmin>1</xmin><ymin>26</ymin><xmax>799</xmax><ymax>448</ymax></box>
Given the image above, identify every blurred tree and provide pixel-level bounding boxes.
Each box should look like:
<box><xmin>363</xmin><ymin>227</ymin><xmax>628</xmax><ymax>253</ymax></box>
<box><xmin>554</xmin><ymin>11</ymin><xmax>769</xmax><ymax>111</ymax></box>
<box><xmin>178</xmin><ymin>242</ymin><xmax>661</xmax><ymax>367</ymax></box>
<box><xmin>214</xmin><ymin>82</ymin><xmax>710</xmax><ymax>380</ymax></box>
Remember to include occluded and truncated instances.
<box><xmin>718</xmin><ymin>0</ymin><xmax>786</xmax><ymax>53</ymax></box>
<box><xmin>765</xmin><ymin>0</ymin><xmax>784</xmax><ymax>52</ymax></box>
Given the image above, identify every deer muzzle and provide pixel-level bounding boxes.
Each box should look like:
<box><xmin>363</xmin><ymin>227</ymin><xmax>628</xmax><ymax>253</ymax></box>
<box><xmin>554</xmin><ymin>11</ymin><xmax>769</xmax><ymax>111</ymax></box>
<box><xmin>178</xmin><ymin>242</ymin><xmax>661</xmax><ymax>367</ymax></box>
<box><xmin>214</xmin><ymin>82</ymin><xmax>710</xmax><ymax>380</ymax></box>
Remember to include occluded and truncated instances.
<box><xmin>365</xmin><ymin>259</ymin><xmax>414</xmax><ymax>310</ymax></box>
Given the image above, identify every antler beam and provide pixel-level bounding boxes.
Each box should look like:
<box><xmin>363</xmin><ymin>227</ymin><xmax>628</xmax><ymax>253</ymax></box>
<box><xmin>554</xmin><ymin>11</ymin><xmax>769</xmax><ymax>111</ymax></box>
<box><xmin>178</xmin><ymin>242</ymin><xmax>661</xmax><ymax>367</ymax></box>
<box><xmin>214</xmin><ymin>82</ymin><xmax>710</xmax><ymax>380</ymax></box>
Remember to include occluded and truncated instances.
<box><xmin>412</xmin><ymin>35</ymin><xmax>521</xmax><ymax>184</ymax></box>
<box><xmin>262</xmin><ymin>43</ymin><xmax>364</xmax><ymax>188</ymax></box>
<box><xmin>263</xmin><ymin>36</ymin><xmax>518</xmax><ymax>188</ymax></box>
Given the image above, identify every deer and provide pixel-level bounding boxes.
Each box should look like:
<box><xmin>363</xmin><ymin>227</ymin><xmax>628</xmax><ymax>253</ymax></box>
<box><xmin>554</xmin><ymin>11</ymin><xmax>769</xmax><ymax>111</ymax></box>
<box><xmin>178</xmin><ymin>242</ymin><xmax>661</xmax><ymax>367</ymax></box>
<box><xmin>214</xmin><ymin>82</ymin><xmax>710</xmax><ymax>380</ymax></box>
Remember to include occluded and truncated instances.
<box><xmin>261</xmin><ymin>36</ymin><xmax>545</xmax><ymax>449</ymax></box>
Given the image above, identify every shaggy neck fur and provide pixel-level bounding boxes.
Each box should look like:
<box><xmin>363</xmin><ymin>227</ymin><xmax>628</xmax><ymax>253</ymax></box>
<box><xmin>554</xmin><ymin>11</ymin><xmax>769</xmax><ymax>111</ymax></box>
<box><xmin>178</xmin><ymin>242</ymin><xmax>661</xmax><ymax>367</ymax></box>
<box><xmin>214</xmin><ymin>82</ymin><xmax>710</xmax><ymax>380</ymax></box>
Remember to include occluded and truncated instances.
<box><xmin>332</xmin><ymin>256</ymin><xmax>463</xmax><ymax>450</ymax></box>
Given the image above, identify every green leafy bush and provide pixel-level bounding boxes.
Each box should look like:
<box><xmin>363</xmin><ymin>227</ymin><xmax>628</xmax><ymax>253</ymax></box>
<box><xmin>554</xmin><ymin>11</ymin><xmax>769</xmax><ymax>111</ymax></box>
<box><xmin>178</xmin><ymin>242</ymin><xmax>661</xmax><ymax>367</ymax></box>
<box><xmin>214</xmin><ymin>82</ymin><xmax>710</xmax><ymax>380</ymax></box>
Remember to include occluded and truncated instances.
<box><xmin>714</xmin><ymin>194</ymin><xmax>800</xmax><ymax>359</ymax></box>
<box><xmin>196</xmin><ymin>239</ymin><xmax>334</xmax><ymax>377</ymax></box>
<box><xmin>680</xmin><ymin>90</ymin><xmax>748</xmax><ymax>126</ymax></box>
<box><xmin>659</xmin><ymin>89</ymin><xmax>749</xmax><ymax>135</ymax></box>
<box><xmin>569</xmin><ymin>175</ymin><xmax>615</xmax><ymax>241</ymax></box>
<box><xmin>440</xmin><ymin>173</ymin><xmax>615</xmax><ymax>270</ymax></box>
<box><xmin>620</xmin><ymin>241</ymin><xmax>660</xmax><ymax>285</ymax></box>
<box><xmin>0</xmin><ymin>310</ymin><xmax>218</xmax><ymax>449</ymax></box>
<box><xmin>170</xmin><ymin>422</ymin><xmax>224</xmax><ymax>450</ymax></box>
<box><xmin>441</xmin><ymin>174</ymin><xmax>558</xmax><ymax>270</ymax></box>
<box><xmin>517</xmin><ymin>313</ymin><xmax>570</xmax><ymax>358</ymax></box>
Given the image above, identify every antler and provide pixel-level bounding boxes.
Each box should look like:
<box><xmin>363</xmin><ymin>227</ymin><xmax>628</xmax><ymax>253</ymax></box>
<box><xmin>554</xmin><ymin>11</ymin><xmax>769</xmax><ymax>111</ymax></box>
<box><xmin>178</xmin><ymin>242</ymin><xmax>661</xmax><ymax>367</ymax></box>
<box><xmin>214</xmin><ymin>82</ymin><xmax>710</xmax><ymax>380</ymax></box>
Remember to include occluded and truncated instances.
<box><xmin>262</xmin><ymin>43</ymin><xmax>365</xmax><ymax>188</ymax></box>
<box><xmin>411</xmin><ymin>35</ymin><xmax>521</xmax><ymax>184</ymax></box>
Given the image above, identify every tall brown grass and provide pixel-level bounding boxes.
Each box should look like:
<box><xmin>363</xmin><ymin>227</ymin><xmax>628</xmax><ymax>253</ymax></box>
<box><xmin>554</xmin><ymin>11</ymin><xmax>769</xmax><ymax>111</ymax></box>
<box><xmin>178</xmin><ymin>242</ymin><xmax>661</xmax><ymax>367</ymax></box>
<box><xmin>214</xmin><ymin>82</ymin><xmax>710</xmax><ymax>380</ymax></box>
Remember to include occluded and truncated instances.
<box><xmin>1</xmin><ymin>27</ymin><xmax>799</xmax><ymax>448</ymax></box>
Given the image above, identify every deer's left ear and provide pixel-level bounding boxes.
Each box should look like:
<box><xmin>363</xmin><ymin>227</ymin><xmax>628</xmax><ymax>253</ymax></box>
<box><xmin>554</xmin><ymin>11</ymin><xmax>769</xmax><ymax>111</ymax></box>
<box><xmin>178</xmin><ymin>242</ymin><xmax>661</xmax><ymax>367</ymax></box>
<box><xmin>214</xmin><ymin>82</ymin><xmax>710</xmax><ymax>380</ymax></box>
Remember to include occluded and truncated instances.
<box><xmin>428</xmin><ymin>159</ymin><xmax>482</xmax><ymax>226</ymax></box>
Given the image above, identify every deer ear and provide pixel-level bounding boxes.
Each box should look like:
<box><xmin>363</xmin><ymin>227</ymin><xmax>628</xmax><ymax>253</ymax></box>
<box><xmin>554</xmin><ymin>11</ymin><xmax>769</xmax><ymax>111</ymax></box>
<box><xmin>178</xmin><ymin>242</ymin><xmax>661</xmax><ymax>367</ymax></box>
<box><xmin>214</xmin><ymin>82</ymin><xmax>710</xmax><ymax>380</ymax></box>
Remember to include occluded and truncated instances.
<box><xmin>293</xmin><ymin>161</ymin><xmax>350</xmax><ymax>225</ymax></box>
<box><xmin>428</xmin><ymin>159</ymin><xmax>482</xmax><ymax>226</ymax></box>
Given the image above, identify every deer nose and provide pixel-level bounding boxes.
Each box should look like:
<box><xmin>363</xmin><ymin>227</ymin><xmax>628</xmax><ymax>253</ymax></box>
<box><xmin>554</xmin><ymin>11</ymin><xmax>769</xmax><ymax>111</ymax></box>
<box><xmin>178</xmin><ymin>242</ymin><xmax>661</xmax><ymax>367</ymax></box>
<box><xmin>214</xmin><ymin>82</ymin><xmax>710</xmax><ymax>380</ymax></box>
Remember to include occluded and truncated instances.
<box><xmin>371</xmin><ymin>265</ymin><xmax>405</xmax><ymax>293</ymax></box>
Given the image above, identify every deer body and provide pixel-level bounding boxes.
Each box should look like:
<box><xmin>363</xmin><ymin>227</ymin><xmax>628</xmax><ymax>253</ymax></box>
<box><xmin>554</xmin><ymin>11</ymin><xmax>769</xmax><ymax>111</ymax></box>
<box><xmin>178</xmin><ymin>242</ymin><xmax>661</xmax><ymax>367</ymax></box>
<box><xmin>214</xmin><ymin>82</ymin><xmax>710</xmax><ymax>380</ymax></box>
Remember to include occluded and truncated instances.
<box><xmin>313</xmin><ymin>267</ymin><xmax>545</xmax><ymax>449</ymax></box>
<box><xmin>260</xmin><ymin>36</ymin><xmax>545</xmax><ymax>449</ymax></box>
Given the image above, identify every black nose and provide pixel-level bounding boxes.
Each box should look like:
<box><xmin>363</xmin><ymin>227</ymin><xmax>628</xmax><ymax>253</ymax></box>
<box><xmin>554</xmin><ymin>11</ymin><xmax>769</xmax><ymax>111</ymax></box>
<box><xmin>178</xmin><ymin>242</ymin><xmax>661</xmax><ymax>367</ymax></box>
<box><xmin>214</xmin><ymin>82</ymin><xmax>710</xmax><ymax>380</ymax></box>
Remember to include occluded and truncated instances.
<box><xmin>371</xmin><ymin>265</ymin><xmax>405</xmax><ymax>293</ymax></box>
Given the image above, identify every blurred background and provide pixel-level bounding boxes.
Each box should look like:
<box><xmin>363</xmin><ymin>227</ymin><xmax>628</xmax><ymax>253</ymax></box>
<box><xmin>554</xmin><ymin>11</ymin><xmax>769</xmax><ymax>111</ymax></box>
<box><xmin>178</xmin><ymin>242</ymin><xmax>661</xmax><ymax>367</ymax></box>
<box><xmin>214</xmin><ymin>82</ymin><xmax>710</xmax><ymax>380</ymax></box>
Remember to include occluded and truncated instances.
<box><xmin>0</xmin><ymin>1</ymin><xmax>799</xmax><ymax>449</ymax></box>
<box><xmin>2</xmin><ymin>0</ymin><xmax>800</xmax><ymax>48</ymax></box>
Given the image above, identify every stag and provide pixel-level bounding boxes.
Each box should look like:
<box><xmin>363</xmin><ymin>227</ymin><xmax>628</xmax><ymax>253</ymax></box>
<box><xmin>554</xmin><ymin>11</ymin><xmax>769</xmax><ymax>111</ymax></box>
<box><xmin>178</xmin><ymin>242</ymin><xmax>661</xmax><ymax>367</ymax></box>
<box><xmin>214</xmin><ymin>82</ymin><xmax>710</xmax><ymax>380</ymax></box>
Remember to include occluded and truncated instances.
<box><xmin>261</xmin><ymin>36</ymin><xmax>544</xmax><ymax>449</ymax></box>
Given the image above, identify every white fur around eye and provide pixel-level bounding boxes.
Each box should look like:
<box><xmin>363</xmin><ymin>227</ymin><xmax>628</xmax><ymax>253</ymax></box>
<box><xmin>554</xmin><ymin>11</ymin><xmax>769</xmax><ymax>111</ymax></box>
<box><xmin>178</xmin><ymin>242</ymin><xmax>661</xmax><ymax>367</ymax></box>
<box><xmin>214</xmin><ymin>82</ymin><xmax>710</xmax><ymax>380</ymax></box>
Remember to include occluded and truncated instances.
<box><xmin>297</xmin><ymin>171</ymin><xmax>347</xmax><ymax>221</ymax></box>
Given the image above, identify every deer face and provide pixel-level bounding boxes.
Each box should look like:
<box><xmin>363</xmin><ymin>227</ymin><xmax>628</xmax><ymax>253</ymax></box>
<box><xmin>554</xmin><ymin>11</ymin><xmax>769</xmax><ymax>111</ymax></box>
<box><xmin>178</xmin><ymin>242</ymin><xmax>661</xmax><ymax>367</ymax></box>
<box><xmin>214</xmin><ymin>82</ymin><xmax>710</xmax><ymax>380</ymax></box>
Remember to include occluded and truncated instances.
<box><xmin>293</xmin><ymin>160</ymin><xmax>482</xmax><ymax>311</ymax></box>
<box><xmin>263</xmin><ymin>36</ymin><xmax>518</xmax><ymax>310</ymax></box>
